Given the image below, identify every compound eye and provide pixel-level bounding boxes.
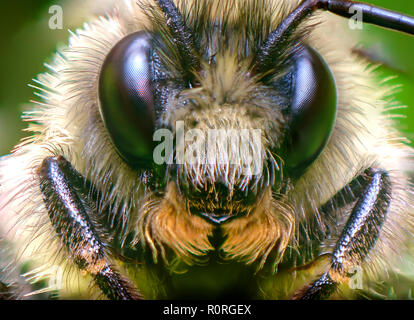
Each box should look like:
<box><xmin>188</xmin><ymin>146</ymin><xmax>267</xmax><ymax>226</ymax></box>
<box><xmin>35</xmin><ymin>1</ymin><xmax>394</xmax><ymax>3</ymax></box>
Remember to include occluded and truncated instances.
<box><xmin>284</xmin><ymin>45</ymin><xmax>337</xmax><ymax>175</ymax></box>
<box><xmin>99</xmin><ymin>31</ymin><xmax>155</xmax><ymax>168</ymax></box>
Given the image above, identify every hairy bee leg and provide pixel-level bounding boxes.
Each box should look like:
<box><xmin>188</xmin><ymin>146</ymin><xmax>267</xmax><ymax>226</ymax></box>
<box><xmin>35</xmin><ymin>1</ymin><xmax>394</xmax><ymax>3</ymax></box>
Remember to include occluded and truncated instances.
<box><xmin>296</xmin><ymin>168</ymin><xmax>392</xmax><ymax>300</ymax></box>
<box><xmin>38</xmin><ymin>156</ymin><xmax>142</xmax><ymax>300</ymax></box>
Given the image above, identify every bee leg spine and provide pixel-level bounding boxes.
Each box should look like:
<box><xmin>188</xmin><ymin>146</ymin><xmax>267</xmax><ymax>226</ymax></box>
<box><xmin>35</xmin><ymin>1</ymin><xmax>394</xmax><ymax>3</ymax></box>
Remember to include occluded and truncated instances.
<box><xmin>295</xmin><ymin>168</ymin><xmax>391</xmax><ymax>300</ymax></box>
<box><xmin>38</xmin><ymin>156</ymin><xmax>142</xmax><ymax>300</ymax></box>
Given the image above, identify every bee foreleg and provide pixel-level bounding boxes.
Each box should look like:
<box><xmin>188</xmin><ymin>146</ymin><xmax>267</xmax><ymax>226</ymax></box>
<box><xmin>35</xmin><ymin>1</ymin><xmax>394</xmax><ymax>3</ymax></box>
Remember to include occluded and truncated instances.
<box><xmin>38</xmin><ymin>156</ymin><xmax>142</xmax><ymax>300</ymax></box>
<box><xmin>295</xmin><ymin>168</ymin><xmax>391</xmax><ymax>300</ymax></box>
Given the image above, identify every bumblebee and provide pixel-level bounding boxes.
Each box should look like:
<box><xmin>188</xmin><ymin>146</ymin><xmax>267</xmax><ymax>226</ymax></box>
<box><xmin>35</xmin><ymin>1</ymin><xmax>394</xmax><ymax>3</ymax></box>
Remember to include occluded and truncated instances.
<box><xmin>1</xmin><ymin>0</ymin><xmax>414</xmax><ymax>300</ymax></box>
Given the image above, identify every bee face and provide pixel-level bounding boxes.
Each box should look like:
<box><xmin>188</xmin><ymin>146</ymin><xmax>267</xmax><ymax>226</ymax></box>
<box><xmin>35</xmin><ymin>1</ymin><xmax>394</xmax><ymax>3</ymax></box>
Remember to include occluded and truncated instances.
<box><xmin>1</xmin><ymin>0</ymin><xmax>414</xmax><ymax>300</ymax></box>
<box><xmin>97</xmin><ymin>2</ymin><xmax>338</xmax><ymax>226</ymax></box>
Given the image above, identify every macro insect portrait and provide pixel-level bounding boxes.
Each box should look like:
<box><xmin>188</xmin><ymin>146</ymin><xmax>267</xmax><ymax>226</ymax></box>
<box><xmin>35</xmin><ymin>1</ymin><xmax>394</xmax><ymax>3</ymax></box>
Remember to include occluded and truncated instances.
<box><xmin>1</xmin><ymin>0</ymin><xmax>414</xmax><ymax>301</ymax></box>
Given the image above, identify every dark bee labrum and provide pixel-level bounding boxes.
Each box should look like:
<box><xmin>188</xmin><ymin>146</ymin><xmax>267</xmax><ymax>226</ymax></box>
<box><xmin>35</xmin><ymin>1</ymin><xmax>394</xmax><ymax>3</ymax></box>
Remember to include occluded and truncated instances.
<box><xmin>98</xmin><ymin>31</ymin><xmax>155</xmax><ymax>168</ymax></box>
<box><xmin>282</xmin><ymin>45</ymin><xmax>337</xmax><ymax>175</ymax></box>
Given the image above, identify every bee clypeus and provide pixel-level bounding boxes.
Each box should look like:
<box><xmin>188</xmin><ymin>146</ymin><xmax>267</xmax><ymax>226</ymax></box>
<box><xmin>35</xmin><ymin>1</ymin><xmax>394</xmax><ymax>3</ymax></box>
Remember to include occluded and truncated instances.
<box><xmin>1</xmin><ymin>0</ymin><xmax>414</xmax><ymax>300</ymax></box>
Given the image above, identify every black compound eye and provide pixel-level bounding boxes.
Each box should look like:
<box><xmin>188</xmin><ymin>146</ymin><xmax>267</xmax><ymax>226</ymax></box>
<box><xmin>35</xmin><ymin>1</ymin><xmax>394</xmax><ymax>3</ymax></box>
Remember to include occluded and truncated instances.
<box><xmin>99</xmin><ymin>31</ymin><xmax>155</xmax><ymax>168</ymax></box>
<box><xmin>283</xmin><ymin>45</ymin><xmax>337</xmax><ymax>176</ymax></box>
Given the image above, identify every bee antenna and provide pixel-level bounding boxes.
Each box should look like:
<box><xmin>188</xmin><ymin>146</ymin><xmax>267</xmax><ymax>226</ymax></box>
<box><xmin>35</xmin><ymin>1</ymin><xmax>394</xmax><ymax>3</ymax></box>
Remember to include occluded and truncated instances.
<box><xmin>256</xmin><ymin>0</ymin><xmax>414</xmax><ymax>73</ymax></box>
<box><xmin>154</xmin><ymin>0</ymin><xmax>200</xmax><ymax>75</ymax></box>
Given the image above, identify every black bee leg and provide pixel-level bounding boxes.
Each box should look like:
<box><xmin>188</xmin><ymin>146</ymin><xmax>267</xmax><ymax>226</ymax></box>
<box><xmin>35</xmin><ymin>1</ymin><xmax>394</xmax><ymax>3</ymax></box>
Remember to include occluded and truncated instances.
<box><xmin>295</xmin><ymin>168</ymin><xmax>392</xmax><ymax>300</ymax></box>
<box><xmin>38</xmin><ymin>156</ymin><xmax>141</xmax><ymax>300</ymax></box>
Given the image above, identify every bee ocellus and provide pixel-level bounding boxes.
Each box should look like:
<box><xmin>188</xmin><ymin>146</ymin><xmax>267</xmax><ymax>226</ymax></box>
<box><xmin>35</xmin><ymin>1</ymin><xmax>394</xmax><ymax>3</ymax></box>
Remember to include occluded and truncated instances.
<box><xmin>1</xmin><ymin>0</ymin><xmax>414</xmax><ymax>300</ymax></box>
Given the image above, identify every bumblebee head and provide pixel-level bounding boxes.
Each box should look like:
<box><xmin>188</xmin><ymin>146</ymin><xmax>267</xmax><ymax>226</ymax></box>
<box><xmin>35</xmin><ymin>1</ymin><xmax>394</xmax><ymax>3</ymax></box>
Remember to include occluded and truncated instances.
<box><xmin>97</xmin><ymin>0</ymin><xmax>337</xmax><ymax>225</ymax></box>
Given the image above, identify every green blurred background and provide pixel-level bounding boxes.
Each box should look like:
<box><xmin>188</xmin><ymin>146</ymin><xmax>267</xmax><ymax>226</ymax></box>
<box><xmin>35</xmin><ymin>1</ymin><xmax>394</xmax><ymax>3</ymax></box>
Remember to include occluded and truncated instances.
<box><xmin>0</xmin><ymin>0</ymin><xmax>111</xmax><ymax>155</ymax></box>
<box><xmin>0</xmin><ymin>0</ymin><xmax>413</xmax><ymax>155</ymax></box>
